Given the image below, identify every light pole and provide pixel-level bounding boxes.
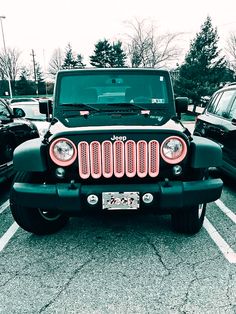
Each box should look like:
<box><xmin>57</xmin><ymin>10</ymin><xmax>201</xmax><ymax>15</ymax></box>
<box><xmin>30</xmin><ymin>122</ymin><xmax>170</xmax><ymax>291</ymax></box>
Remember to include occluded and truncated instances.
<box><xmin>0</xmin><ymin>15</ymin><xmax>13</xmax><ymax>98</ymax></box>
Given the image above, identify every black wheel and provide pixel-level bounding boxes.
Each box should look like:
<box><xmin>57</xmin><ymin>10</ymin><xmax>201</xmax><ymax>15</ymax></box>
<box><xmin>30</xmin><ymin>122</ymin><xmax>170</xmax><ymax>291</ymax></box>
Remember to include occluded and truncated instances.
<box><xmin>10</xmin><ymin>172</ymin><xmax>69</xmax><ymax>235</ymax></box>
<box><xmin>171</xmin><ymin>203</ymin><xmax>206</xmax><ymax>234</ymax></box>
<box><xmin>171</xmin><ymin>169</ymin><xmax>208</xmax><ymax>234</ymax></box>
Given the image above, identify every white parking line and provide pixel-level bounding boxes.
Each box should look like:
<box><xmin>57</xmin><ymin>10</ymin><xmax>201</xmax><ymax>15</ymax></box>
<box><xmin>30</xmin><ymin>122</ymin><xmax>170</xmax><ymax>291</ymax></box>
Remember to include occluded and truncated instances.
<box><xmin>215</xmin><ymin>199</ymin><xmax>236</xmax><ymax>224</ymax></box>
<box><xmin>204</xmin><ymin>218</ymin><xmax>236</xmax><ymax>263</ymax></box>
<box><xmin>0</xmin><ymin>222</ymin><xmax>19</xmax><ymax>252</ymax></box>
<box><xmin>0</xmin><ymin>200</ymin><xmax>10</xmax><ymax>214</ymax></box>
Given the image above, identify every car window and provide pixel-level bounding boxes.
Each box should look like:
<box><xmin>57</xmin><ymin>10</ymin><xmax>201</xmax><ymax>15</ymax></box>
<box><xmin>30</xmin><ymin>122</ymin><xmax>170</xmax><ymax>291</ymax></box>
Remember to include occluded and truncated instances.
<box><xmin>207</xmin><ymin>92</ymin><xmax>221</xmax><ymax>113</ymax></box>
<box><xmin>228</xmin><ymin>94</ymin><xmax>236</xmax><ymax>119</ymax></box>
<box><xmin>0</xmin><ymin>103</ymin><xmax>10</xmax><ymax>117</ymax></box>
<box><xmin>213</xmin><ymin>90</ymin><xmax>235</xmax><ymax>118</ymax></box>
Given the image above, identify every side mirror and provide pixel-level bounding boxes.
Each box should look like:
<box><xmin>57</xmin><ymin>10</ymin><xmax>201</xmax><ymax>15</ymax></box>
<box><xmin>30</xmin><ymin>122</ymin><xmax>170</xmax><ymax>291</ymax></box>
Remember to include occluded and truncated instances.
<box><xmin>13</xmin><ymin>108</ymin><xmax>25</xmax><ymax>118</ymax></box>
<box><xmin>39</xmin><ymin>99</ymin><xmax>53</xmax><ymax>121</ymax></box>
<box><xmin>175</xmin><ymin>97</ymin><xmax>189</xmax><ymax>114</ymax></box>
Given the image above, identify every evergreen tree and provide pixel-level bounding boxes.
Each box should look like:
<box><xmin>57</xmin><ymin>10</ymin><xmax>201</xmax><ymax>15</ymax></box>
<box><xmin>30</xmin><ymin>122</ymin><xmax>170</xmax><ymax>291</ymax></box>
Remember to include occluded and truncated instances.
<box><xmin>110</xmin><ymin>41</ymin><xmax>126</xmax><ymax>67</ymax></box>
<box><xmin>62</xmin><ymin>44</ymin><xmax>85</xmax><ymax>69</ymax></box>
<box><xmin>16</xmin><ymin>67</ymin><xmax>35</xmax><ymax>95</ymax></box>
<box><xmin>174</xmin><ymin>16</ymin><xmax>234</xmax><ymax>105</ymax></box>
<box><xmin>90</xmin><ymin>39</ymin><xmax>112</xmax><ymax>68</ymax></box>
<box><xmin>90</xmin><ymin>39</ymin><xmax>126</xmax><ymax>68</ymax></box>
<box><xmin>62</xmin><ymin>43</ymin><xmax>78</xmax><ymax>69</ymax></box>
<box><xmin>76</xmin><ymin>54</ymin><xmax>86</xmax><ymax>68</ymax></box>
<box><xmin>36</xmin><ymin>64</ymin><xmax>46</xmax><ymax>95</ymax></box>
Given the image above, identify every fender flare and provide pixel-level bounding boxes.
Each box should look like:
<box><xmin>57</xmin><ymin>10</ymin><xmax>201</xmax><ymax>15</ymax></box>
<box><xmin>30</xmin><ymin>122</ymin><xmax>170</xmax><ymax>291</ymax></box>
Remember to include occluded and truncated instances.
<box><xmin>13</xmin><ymin>138</ymin><xmax>47</xmax><ymax>172</ymax></box>
<box><xmin>190</xmin><ymin>135</ymin><xmax>222</xmax><ymax>168</ymax></box>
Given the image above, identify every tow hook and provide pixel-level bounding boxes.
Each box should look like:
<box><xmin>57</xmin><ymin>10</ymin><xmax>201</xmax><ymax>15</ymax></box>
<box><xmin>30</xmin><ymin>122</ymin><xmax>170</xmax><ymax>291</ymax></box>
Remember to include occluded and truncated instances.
<box><xmin>69</xmin><ymin>180</ymin><xmax>77</xmax><ymax>190</ymax></box>
<box><xmin>164</xmin><ymin>178</ymin><xmax>171</xmax><ymax>187</ymax></box>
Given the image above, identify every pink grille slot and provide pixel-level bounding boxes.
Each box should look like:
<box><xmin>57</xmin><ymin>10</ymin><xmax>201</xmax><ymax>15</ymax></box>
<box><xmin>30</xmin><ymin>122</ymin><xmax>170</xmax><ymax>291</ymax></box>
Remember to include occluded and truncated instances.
<box><xmin>114</xmin><ymin>141</ymin><xmax>125</xmax><ymax>178</ymax></box>
<box><xmin>148</xmin><ymin>140</ymin><xmax>160</xmax><ymax>177</ymax></box>
<box><xmin>78</xmin><ymin>142</ymin><xmax>90</xmax><ymax>179</ymax></box>
<box><xmin>102</xmin><ymin>141</ymin><xmax>113</xmax><ymax>178</ymax></box>
<box><xmin>90</xmin><ymin>141</ymin><xmax>102</xmax><ymax>178</ymax></box>
<box><xmin>137</xmin><ymin>140</ymin><xmax>148</xmax><ymax>178</ymax></box>
<box><xmin>125</xmin><ymin>140</ymin><xmax>136</xmax><ymax>177</ymax></box>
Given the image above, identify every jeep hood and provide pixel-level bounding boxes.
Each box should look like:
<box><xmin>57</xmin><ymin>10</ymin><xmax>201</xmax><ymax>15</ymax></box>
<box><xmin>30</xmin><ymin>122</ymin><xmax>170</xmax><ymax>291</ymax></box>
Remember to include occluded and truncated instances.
<box><xmin>49</xmin><ymin>118</ymin><xmax>186</xmax><ymax>136</ymax></box>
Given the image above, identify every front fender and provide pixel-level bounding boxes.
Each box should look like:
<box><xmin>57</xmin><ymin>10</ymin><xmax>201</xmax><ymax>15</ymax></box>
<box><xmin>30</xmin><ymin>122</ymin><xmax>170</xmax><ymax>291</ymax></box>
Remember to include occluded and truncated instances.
<box><xmin>190</xmin><ymin>135</ymin><xmax>222</xmax><ymax>168</ymax></box>
<box><xmin>13</xmin><ymin>138</ymin><xmax>47</xmax><ymax>172</ymax></box>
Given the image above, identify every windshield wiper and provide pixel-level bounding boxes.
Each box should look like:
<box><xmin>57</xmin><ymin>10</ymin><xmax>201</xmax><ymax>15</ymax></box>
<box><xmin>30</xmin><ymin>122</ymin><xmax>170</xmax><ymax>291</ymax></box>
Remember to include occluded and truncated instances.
<box><xmin>60</xmin><ymin>103</ymin><xmax>100</xmax><ymax>111</ymax></box>
<box><xmin>106</xmin><ymin>102</ymin><xmax>147</xmax><ymax>110</ymax></box>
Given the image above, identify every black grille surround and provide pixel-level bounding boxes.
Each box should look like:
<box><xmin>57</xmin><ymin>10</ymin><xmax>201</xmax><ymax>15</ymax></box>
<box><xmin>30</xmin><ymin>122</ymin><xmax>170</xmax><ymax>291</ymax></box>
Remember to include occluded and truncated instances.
<box><xmin>47</xmin><ymin>129</ymin><xmax>190</xmax><ymax>182</ymax></box>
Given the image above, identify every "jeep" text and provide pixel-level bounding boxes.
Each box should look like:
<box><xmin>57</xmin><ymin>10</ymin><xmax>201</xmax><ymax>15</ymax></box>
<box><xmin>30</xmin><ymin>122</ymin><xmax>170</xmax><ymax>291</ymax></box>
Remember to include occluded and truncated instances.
<box><xmin>110</xmin><ymin>135</ymin><xmax>127</xmax><ymax>141</ymax></box>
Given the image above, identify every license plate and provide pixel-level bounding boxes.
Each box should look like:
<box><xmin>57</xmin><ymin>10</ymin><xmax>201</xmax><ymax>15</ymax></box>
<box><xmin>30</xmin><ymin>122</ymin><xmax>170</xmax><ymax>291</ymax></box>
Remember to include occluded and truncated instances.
<box><xmin>102</xmin><ymin>192</ymin><xmax>140</xmax><ymax>210</ymax></box>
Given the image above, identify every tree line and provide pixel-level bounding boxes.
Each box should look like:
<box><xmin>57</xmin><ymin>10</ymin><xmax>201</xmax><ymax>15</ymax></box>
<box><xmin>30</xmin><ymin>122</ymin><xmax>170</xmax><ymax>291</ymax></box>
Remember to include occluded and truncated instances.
<box><xmin>0</xmin><ymin>17</ymin><xmax>236</xmax><ymax>104</ymax></box>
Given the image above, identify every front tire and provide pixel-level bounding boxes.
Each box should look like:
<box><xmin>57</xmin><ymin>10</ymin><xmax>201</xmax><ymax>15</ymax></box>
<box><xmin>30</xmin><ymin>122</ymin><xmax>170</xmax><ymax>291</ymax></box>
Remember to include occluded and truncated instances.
<box><xmin>10</xmin><ymin>172</ymin><xmax>69</xmax><ymax>235</ymax></box>
<box><xmin>171</xmin><ymin>168</ymin><xmax>208</xmax><ymax>234</ymax></box>
<box><xmin>171</xmin><ymin>203</ymin><xmax>206</xmax><ymax>234</ymax></box>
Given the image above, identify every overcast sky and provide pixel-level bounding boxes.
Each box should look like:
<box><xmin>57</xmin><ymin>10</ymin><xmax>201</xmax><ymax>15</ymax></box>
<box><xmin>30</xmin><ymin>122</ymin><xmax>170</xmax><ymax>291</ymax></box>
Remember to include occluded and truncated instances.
<box><xmin>1</xmin><ymin>0</ymin><xmax>236</xmax><ymax>73</ymax></box>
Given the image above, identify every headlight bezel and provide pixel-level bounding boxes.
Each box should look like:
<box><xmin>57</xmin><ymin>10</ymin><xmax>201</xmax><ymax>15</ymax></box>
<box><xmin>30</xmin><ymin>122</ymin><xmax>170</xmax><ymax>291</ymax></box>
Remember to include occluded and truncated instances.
<box><xmin>49</xmin><ymin>137</ymin><xmax>77</xmax><ymax>166</ymax></box>
<box><xmin>160</xmin><ymin>136</ymin><xmax>187</xmax><ymax>164</ymax></box>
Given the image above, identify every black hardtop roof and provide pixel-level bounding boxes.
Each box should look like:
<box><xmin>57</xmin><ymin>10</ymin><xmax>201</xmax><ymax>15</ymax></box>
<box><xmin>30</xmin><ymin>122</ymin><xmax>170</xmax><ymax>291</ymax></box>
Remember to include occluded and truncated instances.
<box><xmin>57</xmin><ymin>67</ymin><xmax>170</xmax><ymax>76</ymax></box>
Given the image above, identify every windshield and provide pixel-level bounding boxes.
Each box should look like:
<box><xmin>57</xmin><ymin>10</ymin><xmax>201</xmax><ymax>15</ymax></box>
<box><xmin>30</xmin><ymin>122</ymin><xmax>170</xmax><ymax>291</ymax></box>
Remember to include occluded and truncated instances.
<box><xmin>58</xmin><ymin>72</ymin><xmax>169</xmax><ymax>108</ymax></box>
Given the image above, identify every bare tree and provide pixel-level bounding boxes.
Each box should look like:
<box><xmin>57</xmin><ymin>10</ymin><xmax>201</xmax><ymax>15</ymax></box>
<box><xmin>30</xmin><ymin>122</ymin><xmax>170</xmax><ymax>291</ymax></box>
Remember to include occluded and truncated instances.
<box><xmin>226</xmin><ymin>32</ymin><xmax>236</xmax><ymax>74</ymax></box>
<box><xmin>48</xmin><ymin>48</ymin><xmax>63</xmax><ymax>78</ymax></box>
<box><xmin>0</xmin><ymin>47</ymin><xmax>21</xmax><ymax>81</ymax></box>
<box><xmin>124</xmin><ymin>18</ymin><xmax>181</xmax><ymax>69</ymax></box>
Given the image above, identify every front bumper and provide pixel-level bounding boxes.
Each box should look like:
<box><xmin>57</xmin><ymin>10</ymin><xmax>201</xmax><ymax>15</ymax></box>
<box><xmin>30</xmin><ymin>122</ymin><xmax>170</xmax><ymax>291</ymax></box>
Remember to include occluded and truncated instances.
<box><xmin>11</xmin><ymin>178</ymin><xmax>223</xmax><ymax>214</ymax></box>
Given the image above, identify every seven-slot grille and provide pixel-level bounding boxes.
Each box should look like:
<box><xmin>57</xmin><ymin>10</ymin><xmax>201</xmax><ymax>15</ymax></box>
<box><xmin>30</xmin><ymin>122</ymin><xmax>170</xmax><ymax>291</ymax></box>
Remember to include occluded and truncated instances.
<box><xmin>78</xmin><ymin>140</ymin><xmax>159</xmax><ymax>179</ymax></box>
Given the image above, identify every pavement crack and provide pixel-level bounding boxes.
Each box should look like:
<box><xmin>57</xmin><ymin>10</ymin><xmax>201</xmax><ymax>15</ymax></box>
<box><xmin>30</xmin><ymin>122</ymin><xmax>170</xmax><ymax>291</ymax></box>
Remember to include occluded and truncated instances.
<box><xmin>39</xmin><ymin>257</ymin><xmax>94</xmax><ymax>313</ymax></box>
<box><xmin>0</xmin><ymin>273</ymin><xmax>18</xmax><ymax>288</ymax></box>
<box><xmin>179</xmin><ymin>277</ymin><xmax>197</xmax><ymax>311</ymax></box>
<box><xmin>138</xmin><ymin>232</ymin><xmax>171</xmax><ymax>275</ymax></box>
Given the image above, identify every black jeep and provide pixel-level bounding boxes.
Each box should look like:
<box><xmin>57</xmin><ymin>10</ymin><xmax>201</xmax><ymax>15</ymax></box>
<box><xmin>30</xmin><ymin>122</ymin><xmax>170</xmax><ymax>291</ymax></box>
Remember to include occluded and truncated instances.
<box><xmin>10</xmin><ymin>68</ymin><xmax>223</xmax><ymax>235</ymax></box>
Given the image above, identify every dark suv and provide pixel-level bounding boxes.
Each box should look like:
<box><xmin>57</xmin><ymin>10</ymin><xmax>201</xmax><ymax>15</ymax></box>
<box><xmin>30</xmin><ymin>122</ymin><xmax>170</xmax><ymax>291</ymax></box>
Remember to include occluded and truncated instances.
<box><xmin>10</xmin><ymin>68</ymin><xmax>223</xmax><ymax>235</ymax></box>
<box><xmin>194</xmin><ymin>83</ymin><xmax>236</xmax><ymax>179</ymax></box>
<box><xmin>0</xmin><ymin>99</ymin><xmax>39</xmax><ymax>183</ymax></box>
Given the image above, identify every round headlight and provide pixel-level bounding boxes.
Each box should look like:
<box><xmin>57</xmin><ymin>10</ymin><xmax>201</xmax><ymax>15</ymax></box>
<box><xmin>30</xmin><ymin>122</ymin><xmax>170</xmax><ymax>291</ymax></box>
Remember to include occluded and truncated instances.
<box><xmin>49</xmin><ymin>138</ymin><xmax>77</xmax><ymax>166</ymax></box>
<box><xmin>161</xmin><ymin>136</ymin><xmax>187</xmax><ymax>164</ymax></box>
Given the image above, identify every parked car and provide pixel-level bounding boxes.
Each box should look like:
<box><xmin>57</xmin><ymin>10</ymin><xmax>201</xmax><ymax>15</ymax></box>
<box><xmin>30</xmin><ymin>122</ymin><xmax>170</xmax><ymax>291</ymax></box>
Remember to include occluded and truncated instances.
<box><xmin>9</xmin><ymin>97</ymin><xmax>39</xmax><ymax>104</ymax></box>
<box><xmin>10</xmin><ymin>68</ymin><xmax>223</xmax><ymax>236</ymax></box>
<box><xmin>10</xmin><ymin>102</ymin><xmax>50</xmax><ymax>137</ymax></box>
<box><xmin>0</xmin><ymin>99</ymin><xmax>39</xmax><ymax>183</ymax></box>
<box><xmin>194</xmin><ymin>82</ymin><xmax>236</xmax><ymax>179</ymax></box>
<box><xmin>199</xmin><ymin>95</ymin><xmax>211</xmax><ymax>107</ymax></box>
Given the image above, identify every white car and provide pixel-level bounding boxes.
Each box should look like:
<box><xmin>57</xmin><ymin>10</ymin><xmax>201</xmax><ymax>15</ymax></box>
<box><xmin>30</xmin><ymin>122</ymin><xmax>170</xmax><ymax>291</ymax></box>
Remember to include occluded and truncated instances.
<box><xmin>10</xmin><ymin>102</ymin><xmax>50</xmax><ymax>137</ymax></box>
<box><xmin>9</xmin><ymin>97</ymin><xmax>39</xmax><ymax>104</ymax></box>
